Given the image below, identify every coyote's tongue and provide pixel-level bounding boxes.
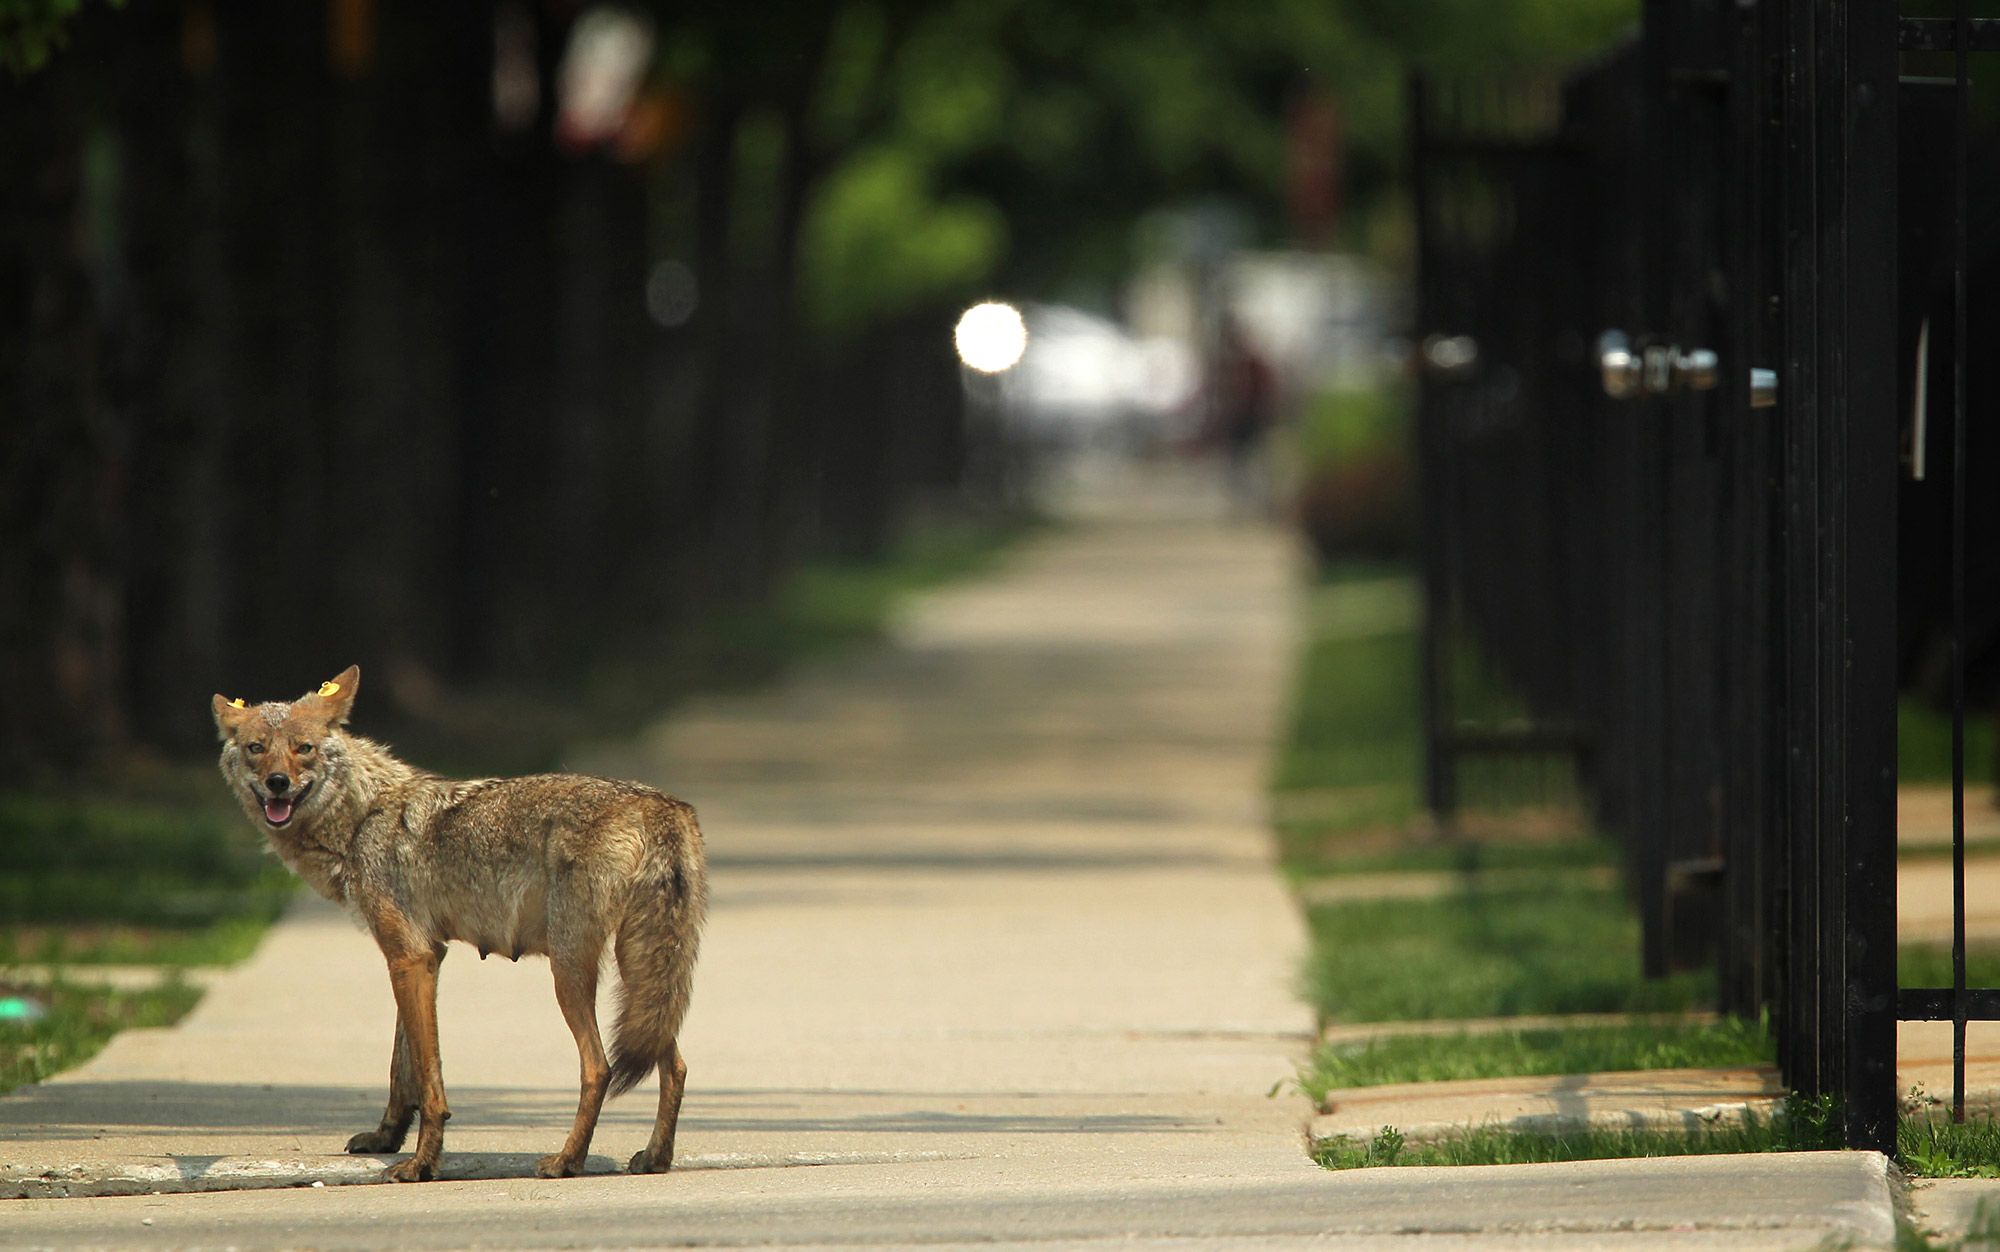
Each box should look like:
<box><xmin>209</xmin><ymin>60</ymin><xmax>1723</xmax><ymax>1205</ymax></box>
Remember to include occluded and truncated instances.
<box><xmin>263</xmin><ymin>796</ymin><xmax>294</xmax><ymax>826</ymax></box>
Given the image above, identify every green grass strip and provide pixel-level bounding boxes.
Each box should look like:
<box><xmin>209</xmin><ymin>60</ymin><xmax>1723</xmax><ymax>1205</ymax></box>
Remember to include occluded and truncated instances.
<box><xmin>1305</xmin><ymin>886</ymin><xmax>1713</xmax><ymax>1023</ymax></box>
<box><xmin>1271</xmin><ymin>615</ymin><xmax>1422</xmax><ymax>805</ymax></box>
<box><xmin>0</xmin><ymin>915</ymin><xmax>282</xmax><ymax>967</ymax></box>
<box><xmin>1318</xmin><ymin>1104</ymin><xmax>2000</xmax><ymax>1182</ymax></box>
<box><xmin>0</xmin><ymin>791</ymin><xmax>295</xmax><ymax>966</ymax></box>
<box><xmin>1283</xmin><ymin>835</ymin><xmax>1621</xmax><ymax>879</ymax></box>
<box><xmin>1299</xmin><ymin>1016</ymin><xmax>1772</xmax><ymax>1103</ymax></box>
<box><xmin>1315</xmin><ymin>1094</ymin><xmax>1842</xmax><ymax>1169</ymax></box>
<box><xmin>1902</xmin><ymin>697</ymin><xmax>2000</xmax><ymax>784</ymax></box>
<box><xmin>1900</xmin><ymin>944</ymin><xmax>2000</xmax><ymax>992</ymax></box>
<box><xmin>1</xmin><ymin>980</ymin><xmax>203</xmax><ymax>1095</ymax></box>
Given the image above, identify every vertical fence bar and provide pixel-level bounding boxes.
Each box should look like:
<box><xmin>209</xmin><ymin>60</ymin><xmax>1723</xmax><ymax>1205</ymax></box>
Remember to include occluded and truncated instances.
<box><xmin>1782</xmin><ymin>0</ymin><xmax>1831</xmax><ymax>1110</ymax></box>
<box><xmin>1832</xmin><ymin>0</ymin><xmax>1901</xmax><ymax>1153</ymax></box>
<box><xmin>1951</xmin><ymin>0</ymin><xmax>1970</xmax><ymax>1126</ymax></box>
<box><xmin>1779</xmin><ymin>0</ymin><xmax>1899</xmax><ymax>1150</ymax></box>
<box><xmin>1633</xmin><ymin>0</ymin><xmax>1674</xmax><ymax>981</ymax></box>
<box><xmin>1409</xmin><ymin>74</ymin><xmax>1458</xmax><ymax>826</ymax></box>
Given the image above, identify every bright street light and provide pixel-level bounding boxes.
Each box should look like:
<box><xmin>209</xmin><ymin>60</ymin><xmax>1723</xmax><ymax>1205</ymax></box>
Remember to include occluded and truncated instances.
<box><xmin>954</xmin><ymin>301</ymin><xmax>1029</xmax><ymax>374</ymax></box>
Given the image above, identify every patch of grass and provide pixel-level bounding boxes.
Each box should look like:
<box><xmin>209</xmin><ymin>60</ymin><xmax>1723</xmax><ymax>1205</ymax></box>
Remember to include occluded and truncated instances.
<box><xmin>0</xmin><ymin>979</ymin><xmax>203</xmax><ymax>1095</ymax></box>
<box><xmin>1314</xmin><ymin>1093</ymin><xmax>1842</xmax><ymax>1169</ymax></box>
<box><xmin>1314</xmin><ymin>1093</ymin><xmax>2000</xmax><ymax>1181</ymax></box>
<box><xmin>1282</xmin><ymin>833</ymin><xmax>1621</xmax><ymax>879</ymax></box>
<box><xmin>0</xmin><ymin>793</ymin><xmax>293</xmax><ymax>966</ymax></box>
<box><xmin>0</xmin><ymin>917</ymin><xmax>280</xmax><ymax>967</ymax></box>
<box><xmin>1281</xmin><ymin>563</ymin><xmax>1699</xmax><ymax>1024</ymax></box>
<box><xmin>1898</xmin><ymin>943</ymin><xmax>2000</xmax><ymax>992</ymax></box>
<box><xmin>1900</xmin><ymin>1112</ymin><xmax>2000</xmax><ymax>1179</ymax></box>
<box><xmin>1271</xmin><ymin>608</ymin><xmax>1422</xmax><ymax>806</ymax></box>
<box><xmin>1297</xmin><ymin>384</ymin><xmax>1408</xmax><ymax>470</ymax></box>
<box><xmin>1902</xmin><ymin>697</ymin><xmax>1999</xmax><ymax>784</ymax></box>
<box><xmin>0</xmin><ymin>868</ymin><xmax>295</xmax><ymax>932</ymax></box>
<box><xmin>1299</xmin><ymin>1016</ymin><xmax>1772</xmax><ymax>1103</ymax></box>
<box><xmin>1899</xmin><ymin>839</ymin><xmax>2000</xmax><ymax>862</ymax></box>
<box><xmin>1305</xmin><ymin>886</ymin><xmax>1712</xmax><ymax>1023</ymax></box>
<box><xmin>1272</xmin><ymin>568</ymin><xmax>1592</xmax><ymax>863</ymax></box>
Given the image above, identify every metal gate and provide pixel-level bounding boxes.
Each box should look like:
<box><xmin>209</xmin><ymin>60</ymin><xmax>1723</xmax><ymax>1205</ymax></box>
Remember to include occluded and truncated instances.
<box><xmin>1405</xmin><ymin>0</ymin><xmax>1990</xmax><ymax>1152</ymax></box>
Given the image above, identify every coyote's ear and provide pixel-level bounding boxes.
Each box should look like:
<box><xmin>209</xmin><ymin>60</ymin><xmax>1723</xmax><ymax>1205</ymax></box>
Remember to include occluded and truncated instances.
<box><xmin>212</xmin><ymin>693</ymin><xmax>255</xmax><ymax>740</ymax></box>
<box><xmin>304</xmin><ymin>664</ymin><xmax>360</xmax><ymax>725</ymax></box>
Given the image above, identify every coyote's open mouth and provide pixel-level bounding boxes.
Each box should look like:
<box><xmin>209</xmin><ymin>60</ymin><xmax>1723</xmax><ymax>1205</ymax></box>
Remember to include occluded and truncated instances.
<box><xmin>263</xmin><ymin>783</ymin><xmax>311</xmax><ymax>828</ymax></box>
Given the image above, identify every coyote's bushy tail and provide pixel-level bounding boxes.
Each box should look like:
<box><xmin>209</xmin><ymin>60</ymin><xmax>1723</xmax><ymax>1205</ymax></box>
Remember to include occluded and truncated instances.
<box><xmin>608</xmin><ymin>798</ymin><xmax>707</xmax><ymax>1097</ymax></box>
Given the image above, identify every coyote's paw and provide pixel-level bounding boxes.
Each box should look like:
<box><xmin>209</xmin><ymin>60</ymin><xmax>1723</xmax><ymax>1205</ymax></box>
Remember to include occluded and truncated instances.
<box><xmin>346</xmin><ymin>1127</ymin><xmax>406</xmax><ymax>1155</ymax></box>
<box><xmin>627</xmin><ymin>1149</ymin><xmax>672</xmax><ymax>1175</ymax></box>
<box><xmin>385</xmin><ymin>1155</ymin><xmax>437</xmax><ymax>1183</ymax></box>
<box><xmin>534</xmin><ymin>1153</ymin><xmax>583</xmax><ymax>1179</ymax></box>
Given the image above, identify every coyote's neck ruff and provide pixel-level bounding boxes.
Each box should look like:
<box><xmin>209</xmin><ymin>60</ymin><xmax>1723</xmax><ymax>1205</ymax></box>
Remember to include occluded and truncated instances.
<box><xmin>212</xmin><ymin>665</ymin><xmax>706</xmax><ymax>1183</ymax></box>
<box><xmin>215</xmin><ymin>717</ymin><xmax>518</xmax><ymax>913</ymax></box>
<box><xmin>219</xmin><ymin>722</ymin><xmax>426</xmax><ymax>902</ymax></box>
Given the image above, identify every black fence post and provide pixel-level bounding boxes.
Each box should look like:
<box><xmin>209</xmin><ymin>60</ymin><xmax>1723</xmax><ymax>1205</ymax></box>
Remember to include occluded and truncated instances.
<box><xmin>1778</xmin><ymin>0</ymin><xmax>1900</xmax><ymax>1153</ymax></box>
<box><xmin>1409</xmin><ymin>74</ymin><xmax>1459</xmax><ymax>826</ymax></box>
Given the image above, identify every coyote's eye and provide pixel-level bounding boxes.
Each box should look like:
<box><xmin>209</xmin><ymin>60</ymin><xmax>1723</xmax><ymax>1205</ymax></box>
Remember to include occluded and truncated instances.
<box><xmin>297</xmin><ymin>742</ymin><xmax>315</xmax><ymax>755</ymax></box>
<box><xmin>246</xmin><ymin>742</ymin><xmax>265</xmax><ymax>755</ymax></box>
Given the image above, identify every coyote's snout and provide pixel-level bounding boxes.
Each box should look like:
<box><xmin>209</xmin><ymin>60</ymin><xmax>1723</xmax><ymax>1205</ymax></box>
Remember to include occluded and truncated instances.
<box><xmin>212</xmin><ymin>665</ymin><xmax>706</xmax><ymax>1182</ymax></box>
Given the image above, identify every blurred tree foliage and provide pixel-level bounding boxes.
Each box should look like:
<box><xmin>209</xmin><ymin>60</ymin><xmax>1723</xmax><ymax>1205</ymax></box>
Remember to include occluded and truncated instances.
<box><xmin>0</xmin><ymin>0</ymin><xmax>1632</xmax><ymax>778</ymax></box>
<box><xmin>0</xmin><ymin>0</ymin><xmax>114</xmax><ymax>75</ymax></box>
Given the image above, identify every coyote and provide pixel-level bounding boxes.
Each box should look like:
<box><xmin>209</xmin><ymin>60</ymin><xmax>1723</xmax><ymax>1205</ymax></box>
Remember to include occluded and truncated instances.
<box><xmin>211</xmin><ymin>666</ymin><xmax>706</xmax><ymax>1182</ymax></box>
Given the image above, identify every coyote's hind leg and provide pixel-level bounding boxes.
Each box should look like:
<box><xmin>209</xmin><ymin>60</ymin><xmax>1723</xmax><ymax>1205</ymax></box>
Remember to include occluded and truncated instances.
<box><xmin>627</xmin><ymin>1040</ymin><xmax>687</xmax><ymax>1174</ymax></box>
<box><xmin>346</xmin><ymin>1010</ymin><xmax>417</xmax><ymax>1154</ymax></box>
<box><xmin>537</xmin><ymin>956</ymin><xmax>609</xmax><ymax>1179</ymax></box>
<box><xmin>378</xmin><ymin>937</ymin><xmax>449</xmax><ymax>1183</ymax></box>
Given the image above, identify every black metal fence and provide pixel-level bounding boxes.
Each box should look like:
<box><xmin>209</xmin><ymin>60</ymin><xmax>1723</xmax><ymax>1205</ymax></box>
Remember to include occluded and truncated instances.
<box><xmin>1411</xmin><ymin>0</ymin><xmax>1999</xmax><ymax>1152</ymax></box>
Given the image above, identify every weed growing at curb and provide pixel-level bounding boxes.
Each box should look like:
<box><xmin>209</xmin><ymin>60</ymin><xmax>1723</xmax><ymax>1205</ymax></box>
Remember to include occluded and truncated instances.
<box><xmin>1901</xmin><ymin>1091</ymin><xmax>2000</xmax><ymax>1179</ymax></box>
<box><xmin>1317</xmin><ymin>1092</ymin><xmax>2000</xmax><ymax>1181</ymax></box>
<box><xmin>1314</xmin><ymin>1093</ymin><xmax>1842</xmax><ymax>1169</ymax></box>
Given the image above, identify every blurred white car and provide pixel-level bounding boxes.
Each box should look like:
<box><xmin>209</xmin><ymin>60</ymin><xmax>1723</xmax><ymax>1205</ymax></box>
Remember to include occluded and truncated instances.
<box><xmin>996</xmin><ymin>304</ymin><xmax>1201</xmax><ymax>450</ymax></box>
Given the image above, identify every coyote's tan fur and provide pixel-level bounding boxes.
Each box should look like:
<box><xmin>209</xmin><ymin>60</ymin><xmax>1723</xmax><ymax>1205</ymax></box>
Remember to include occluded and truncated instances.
<box><xmin>211</xmin><ymin>665</ymin><xmax>706</xmax><ymax>1182</ymax></box>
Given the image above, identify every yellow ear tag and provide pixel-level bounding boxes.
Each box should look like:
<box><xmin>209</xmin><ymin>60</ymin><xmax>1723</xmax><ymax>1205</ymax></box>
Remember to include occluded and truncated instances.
<box><xmin>228</xmin><ymin>698</ymin><xmax>245</xmax><ymax>709</ymax></box>
<box><xmin>318</xmin><ymin>681</ymin><xmax>341</xmax><ymax>698</ymax></box>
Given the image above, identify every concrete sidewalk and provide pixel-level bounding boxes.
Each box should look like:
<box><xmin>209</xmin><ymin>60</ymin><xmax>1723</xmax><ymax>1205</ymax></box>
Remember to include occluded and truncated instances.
<box><xmin>0</xmin><ymin>468</ymin><xmax>1902</xmax><ymax>1248</ymax></box>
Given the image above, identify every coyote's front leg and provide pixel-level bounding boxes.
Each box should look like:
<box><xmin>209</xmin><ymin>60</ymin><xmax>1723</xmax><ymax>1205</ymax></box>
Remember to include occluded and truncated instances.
<box><xmin>376</xmin><ymin>937</ymin><xmax>449</xmax><ymax>1182</ymax></box>
<box><xmin>346</xmin><ymin>1011</ymin><xmax>416</xmax><ymax>1154</ymax></box>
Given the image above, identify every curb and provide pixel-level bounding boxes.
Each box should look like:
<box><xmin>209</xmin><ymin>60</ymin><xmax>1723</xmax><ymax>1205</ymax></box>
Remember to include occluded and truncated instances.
<box><xmin>1307</xmin><ymin>1064</ymin><xmax>1788</xmax><ymax>1147</ymax></box>
<box><xmin>2</xmin><ymin>1149</ymin><xmax>961</xmax><ymax>1200</ymax></box>
<box><xmin>1308</xmin><ymin>1098</ymin><xmax>1789</xmax><ymax>1149</ymax></box>
<box><xmin>3</xmin><ymin>1154</ymin><xmax>542</xmax><ymax>1199</ymax></box>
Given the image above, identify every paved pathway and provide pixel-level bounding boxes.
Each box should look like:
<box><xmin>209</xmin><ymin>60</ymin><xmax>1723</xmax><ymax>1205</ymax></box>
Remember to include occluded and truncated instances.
<box><xmin>0</xmin><ymin>467</ymin><xmax>1900</xmax><ymax>1247</ymax></box>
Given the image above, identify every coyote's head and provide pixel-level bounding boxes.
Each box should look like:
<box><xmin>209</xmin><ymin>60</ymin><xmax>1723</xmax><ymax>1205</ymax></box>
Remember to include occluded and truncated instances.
<box><xmin>212</xmin><ymin>664</ymin><xmax>361</xmax><ymax>831</ymax></box>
